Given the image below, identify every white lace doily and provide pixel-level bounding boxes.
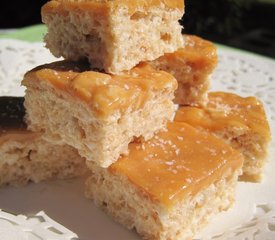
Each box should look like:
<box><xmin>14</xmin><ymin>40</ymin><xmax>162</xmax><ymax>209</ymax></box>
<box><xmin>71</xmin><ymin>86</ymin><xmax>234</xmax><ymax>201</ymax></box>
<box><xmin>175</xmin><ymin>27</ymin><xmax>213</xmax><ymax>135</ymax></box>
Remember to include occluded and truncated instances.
<box><xmin>0</xmin><ymin>39</ymin><xmax>59</xmax><ymax>96</ymax></box>
<box><xmin>0</xmin><ymin>38</ymin><xmax>275</xmax><ymax>240</ymax></box>
<box><xmin>0</xmin><ymin>209</ymin><xmax>78</xmax><ymax>240</ymax></box>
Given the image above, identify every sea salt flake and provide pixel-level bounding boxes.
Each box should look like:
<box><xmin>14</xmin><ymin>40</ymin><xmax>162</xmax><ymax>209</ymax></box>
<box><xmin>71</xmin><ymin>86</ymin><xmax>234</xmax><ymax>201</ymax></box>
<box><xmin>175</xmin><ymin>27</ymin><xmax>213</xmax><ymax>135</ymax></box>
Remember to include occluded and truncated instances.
<box><xmin>165</xmin><ymin>161</ymin><xmax>174</xmax><ymax>166</ymax></box>
<box><xmin>186</xmin><ymin>178</ymin><xmax>192</xmax><ymax>183</ymax></box>
<box><xmin>172</xmin><ymin>169</ymin><xmax>178</xmax><ymax>174</ymax></box>
<box><xmin>222</xmin><ymin>150</ymin><xmax>228</xmax><ymax>154</ymax></box>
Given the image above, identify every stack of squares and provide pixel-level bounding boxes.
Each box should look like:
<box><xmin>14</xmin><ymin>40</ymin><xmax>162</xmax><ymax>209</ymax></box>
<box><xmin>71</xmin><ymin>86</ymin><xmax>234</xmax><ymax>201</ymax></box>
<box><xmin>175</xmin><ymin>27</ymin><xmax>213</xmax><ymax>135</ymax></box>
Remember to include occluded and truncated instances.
<box><xmin>0</xmin><ymin>0</ymin><xmax>271</xmax><ymax>239</ymax></box>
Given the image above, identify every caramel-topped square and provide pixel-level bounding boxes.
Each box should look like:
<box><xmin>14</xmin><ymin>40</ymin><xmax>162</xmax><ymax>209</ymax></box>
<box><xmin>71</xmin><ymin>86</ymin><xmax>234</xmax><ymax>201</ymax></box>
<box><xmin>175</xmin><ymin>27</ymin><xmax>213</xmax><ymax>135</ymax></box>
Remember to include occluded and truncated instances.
<box><xmin>149</xmin><ymin>35</ymin><xmax>218</xmax><ymax>106</ymax></box>
<box><xmin>108</xmin><ymin>121</ymin><xmax>243</xmax><ymax>207</ymax></box>
<box><xmin>42</xmin><ymin>0</ymin><xmax>184</xmax><ymax>74</ymax></box>
<box><xmin>175</xmin><ymin>92</ymin><xmax>271</xmax><ymax>182</ymax></box>
<box><xmin>86</xmin><ymin>121</ymin><xmax>243</xmax><ymax>240</ymax></box>
<box><xmin>0</xmin><ymin>97</ymin><xmax>86</xmax><ymax>186</ymax></box>
<box><xmin>23</xmin><ymin>61</ymin><xmax>177</xmax><ymax>167</ymax></box>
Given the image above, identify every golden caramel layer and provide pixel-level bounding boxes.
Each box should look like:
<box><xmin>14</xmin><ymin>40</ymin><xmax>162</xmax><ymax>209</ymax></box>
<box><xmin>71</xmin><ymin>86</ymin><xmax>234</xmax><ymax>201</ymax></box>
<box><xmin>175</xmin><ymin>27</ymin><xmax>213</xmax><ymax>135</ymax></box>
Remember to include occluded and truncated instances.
<box><xmin>175</xmin><ymin>92</ymin><xmax>271</xmax><ymax>141</ymax></box>
<box><xmin>23</xmin><ymin>61</ymin><xmax>177</xmax><ymax>118</ymax></box>
<box><xmin>110</xmin><ymin>122</ymin><xmax>243</xmax><ymax>208</ymax></box>
<box><xmin>43</xmin><ymin>0</ymin><xmax>184</xmax><ymax>16</ymax></box>
<box><xmin>159</xmin><ymin>35</ymin><xmax>218</xmax><ymax>74</ymax></box>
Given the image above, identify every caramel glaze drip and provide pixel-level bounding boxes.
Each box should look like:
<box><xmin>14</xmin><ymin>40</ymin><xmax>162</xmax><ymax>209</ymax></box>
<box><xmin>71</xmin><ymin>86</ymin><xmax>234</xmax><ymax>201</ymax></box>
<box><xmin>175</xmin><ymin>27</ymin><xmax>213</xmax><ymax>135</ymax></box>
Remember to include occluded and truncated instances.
<box><xmin>175</xmin><ymin>92</ymin><xmax>271</xmax><ymax>141</ymax></box>
<box><xmin>110</xmin><ymin>121</ymin><xmax>243</xmax><ymax>208</ymax></box>
<box><xmin>23</xmin><ymin>61</ymin><xmax>177</xmax><ymax>118</ymax></box>
<box><xmin>0</xmin><ymin>97</ymin><xmax>27</xmax><ymax>135</ymax></box>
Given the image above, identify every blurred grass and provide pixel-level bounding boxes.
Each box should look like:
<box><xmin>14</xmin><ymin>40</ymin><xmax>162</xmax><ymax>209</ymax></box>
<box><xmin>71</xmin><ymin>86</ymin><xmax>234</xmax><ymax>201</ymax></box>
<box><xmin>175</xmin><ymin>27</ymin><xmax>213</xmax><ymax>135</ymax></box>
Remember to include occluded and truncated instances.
<box><xmin>0</xmin><ymin>25</ymin><xmax>46</xmax><ymax>42</ymax></box>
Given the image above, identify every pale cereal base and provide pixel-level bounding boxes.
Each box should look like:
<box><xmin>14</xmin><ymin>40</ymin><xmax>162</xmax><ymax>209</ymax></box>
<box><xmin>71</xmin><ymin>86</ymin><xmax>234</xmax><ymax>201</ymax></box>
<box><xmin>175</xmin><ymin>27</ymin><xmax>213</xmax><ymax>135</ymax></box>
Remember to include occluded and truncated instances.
<box><xmin>0</xmin><ymin>137</ymin><xmax>86</xmax><ymax>186</ymax></box>
<box><xmin>85</xmin><ymin>166</ymin><xmax>242</xmax><ymax>240</ymax></box>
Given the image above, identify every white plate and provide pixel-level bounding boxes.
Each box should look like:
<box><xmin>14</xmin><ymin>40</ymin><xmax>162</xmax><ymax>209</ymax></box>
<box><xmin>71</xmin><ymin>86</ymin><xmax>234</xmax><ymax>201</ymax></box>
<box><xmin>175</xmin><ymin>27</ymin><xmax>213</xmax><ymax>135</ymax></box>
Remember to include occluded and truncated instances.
<box><xmin>0</xmin><ymin>38</ymin><xmax>275</xmax><ymax>240</ymax></box>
